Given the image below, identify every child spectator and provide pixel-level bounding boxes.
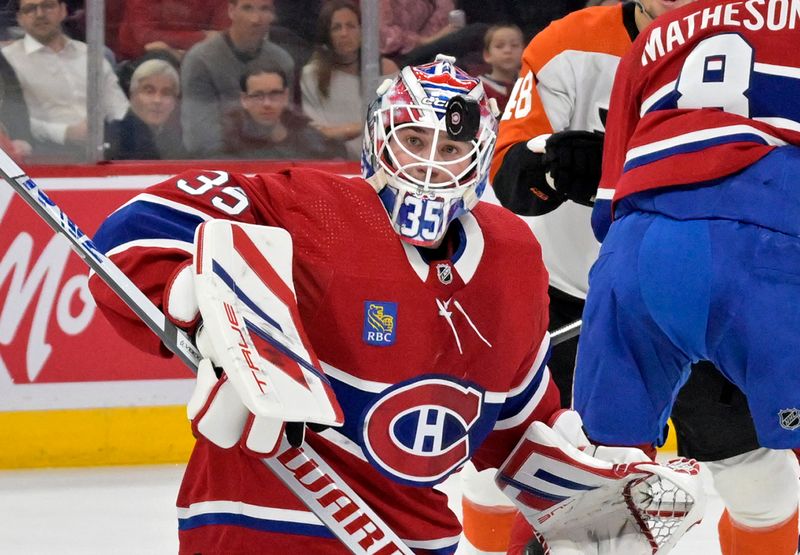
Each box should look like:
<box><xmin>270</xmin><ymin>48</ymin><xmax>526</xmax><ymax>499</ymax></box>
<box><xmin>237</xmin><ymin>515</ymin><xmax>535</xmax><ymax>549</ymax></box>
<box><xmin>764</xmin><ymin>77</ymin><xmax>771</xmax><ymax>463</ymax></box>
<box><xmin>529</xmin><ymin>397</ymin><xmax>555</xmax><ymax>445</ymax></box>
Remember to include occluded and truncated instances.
<box><xmin>222</xmin><ymin>62</ymin><xmax>346</xmax><ymax>159</ymax></box>
<box><xmin>479</xmin><ymin>24</ymin><xmax>523</xmax><ymax>112</ymax></box>
<box><xmin>300</xmin><ymin>0</ymin><xmax>397</xmax><ymax>159</ymax></box>
<box><xmin>105</xmin><ymin>59</ymin><xmax>185</xmax><ymax>160</ymax></box>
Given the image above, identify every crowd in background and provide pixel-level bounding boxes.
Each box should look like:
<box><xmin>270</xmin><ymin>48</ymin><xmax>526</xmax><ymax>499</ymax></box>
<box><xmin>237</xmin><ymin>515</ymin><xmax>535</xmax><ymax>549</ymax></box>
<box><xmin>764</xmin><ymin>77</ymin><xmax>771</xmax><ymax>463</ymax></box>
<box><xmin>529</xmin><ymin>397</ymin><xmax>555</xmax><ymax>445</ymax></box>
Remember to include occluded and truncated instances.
<box><xmin>0</xmin><ymin>0</ymin><xmax>598</xmax><ymax>163</ymax></box>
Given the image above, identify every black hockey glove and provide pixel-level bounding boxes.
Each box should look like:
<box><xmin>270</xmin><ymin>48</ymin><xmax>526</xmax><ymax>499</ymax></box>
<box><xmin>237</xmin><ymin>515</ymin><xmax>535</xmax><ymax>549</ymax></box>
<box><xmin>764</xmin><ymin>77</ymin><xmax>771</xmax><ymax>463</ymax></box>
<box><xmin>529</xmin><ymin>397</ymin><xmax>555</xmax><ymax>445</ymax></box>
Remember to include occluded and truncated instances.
<box><xmin>542</xmin><ymin>130</ymin><xmax>605</xmax><ymax>207</ymax></box>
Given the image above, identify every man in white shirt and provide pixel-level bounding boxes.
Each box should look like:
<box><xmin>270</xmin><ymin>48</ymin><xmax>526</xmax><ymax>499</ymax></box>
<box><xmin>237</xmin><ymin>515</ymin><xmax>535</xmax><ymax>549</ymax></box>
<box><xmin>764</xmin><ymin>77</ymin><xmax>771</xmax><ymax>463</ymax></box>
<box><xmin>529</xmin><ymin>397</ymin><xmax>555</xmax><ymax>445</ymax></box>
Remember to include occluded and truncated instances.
<box><xmin>2</xmin><ymin>0</ymin><xmax>128</xmax><ymax>153</ymax></box>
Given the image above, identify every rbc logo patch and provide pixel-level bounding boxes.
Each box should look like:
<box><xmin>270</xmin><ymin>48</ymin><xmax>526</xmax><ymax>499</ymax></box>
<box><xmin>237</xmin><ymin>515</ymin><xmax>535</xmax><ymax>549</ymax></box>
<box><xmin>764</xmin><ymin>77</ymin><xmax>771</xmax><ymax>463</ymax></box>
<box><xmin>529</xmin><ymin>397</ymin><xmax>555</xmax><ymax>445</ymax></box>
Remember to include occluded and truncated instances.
<box><xmin>363</xmin><ymin>301</ymin><xmax>397</xmax><ymax>346</ymax></box>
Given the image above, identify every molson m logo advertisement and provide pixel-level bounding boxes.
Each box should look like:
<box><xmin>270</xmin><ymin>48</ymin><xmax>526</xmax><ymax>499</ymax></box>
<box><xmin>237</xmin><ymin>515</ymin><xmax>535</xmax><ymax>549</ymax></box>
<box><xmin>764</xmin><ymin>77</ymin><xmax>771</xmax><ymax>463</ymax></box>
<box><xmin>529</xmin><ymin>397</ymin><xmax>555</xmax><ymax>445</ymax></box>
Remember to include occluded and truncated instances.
<box><xmin>0</xmin><ymin>172</ymin><xmax>192</xmax><ymax>412</ymax></box>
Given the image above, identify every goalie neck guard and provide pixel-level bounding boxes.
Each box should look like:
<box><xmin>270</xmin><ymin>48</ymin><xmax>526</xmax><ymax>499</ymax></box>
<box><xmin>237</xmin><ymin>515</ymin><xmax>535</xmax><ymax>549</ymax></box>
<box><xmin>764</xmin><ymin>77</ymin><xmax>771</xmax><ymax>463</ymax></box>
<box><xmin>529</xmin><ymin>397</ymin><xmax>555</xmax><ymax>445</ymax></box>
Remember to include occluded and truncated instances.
<box><xmin>362</xmin><ymin>54</ymin><xmax>498</xmax><ymax>247</ymax></box>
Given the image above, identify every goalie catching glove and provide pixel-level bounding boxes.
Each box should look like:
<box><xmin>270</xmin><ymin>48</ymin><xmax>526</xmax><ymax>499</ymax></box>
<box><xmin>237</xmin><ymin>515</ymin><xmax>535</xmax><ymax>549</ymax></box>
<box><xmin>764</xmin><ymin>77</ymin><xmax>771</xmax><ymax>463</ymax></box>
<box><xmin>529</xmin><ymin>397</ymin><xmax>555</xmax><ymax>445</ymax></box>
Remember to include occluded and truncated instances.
<box><xmin>496</xmin><ymin>410</ymin><xmax>705</xmax><ymax>555</ymax></box>
<box><xmin>165</xmin><ymin>220</ymin><xmax>344</xmax><ymax>457</ymax></box>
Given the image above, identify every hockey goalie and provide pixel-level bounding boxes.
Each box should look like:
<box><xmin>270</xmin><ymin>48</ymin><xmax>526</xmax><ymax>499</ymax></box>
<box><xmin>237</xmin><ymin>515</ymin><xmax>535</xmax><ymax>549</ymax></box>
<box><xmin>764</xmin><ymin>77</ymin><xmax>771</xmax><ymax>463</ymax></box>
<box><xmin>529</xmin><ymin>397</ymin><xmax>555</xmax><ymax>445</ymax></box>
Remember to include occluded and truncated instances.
<box><xmin>182</xmin><ymin>219</ymin><xmax>706</xmax><ymax>555</ymax></box>
<box><xmin>87</xmin><ymin>55</ymin><xmax>705</xmax><ymax>554</ymax></box>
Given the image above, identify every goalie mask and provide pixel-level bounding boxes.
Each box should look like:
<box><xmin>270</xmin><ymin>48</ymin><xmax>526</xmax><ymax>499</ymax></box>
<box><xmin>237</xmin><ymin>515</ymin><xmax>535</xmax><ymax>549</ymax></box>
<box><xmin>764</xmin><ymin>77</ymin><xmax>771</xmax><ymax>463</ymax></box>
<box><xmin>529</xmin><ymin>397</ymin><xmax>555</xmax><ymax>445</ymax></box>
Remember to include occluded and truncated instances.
<box><xmin>362</xmin><ymin>55</ymin><xmax>498</xmax><ymax>247</ymax></box>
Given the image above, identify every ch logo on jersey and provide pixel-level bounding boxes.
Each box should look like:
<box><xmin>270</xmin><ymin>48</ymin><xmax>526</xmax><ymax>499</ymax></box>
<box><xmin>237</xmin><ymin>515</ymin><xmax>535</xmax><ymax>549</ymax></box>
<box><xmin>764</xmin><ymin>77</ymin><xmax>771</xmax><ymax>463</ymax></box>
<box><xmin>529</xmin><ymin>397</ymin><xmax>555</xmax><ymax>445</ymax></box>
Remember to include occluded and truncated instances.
<box><xmin>362</xmin><ymin>376</ymin><xmax>483</xmax><ymax>486</ymax></box>
<box><xmin>363</xmin><ymin>301</ymin><xmax>397</xmax><ymax>346</ymax></box>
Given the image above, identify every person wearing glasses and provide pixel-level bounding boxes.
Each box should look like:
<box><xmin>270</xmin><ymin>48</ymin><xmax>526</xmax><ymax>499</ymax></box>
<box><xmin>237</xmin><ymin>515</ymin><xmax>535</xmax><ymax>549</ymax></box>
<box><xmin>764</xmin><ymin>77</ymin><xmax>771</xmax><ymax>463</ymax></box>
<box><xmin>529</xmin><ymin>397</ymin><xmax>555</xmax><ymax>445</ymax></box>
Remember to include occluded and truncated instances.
<box><xmin>222</xmin><ymin>62</ymin><xmax>345</xmax><ymax>160</ymax></box>
<box><xmin>1</xmin><ymin>0</ymin><xmax>128</xmax><ymax>160</ymax></box>
<box><xmin>180</xmin><ymin>0</ymin><xmax>294</xmax><ymax>158</ymax></box>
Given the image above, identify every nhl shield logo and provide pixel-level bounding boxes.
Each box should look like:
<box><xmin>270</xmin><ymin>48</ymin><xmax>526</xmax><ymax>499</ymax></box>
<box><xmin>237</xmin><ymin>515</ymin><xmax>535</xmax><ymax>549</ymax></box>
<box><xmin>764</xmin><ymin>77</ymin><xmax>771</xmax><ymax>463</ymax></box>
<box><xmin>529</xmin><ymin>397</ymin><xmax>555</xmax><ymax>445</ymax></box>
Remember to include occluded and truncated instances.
<box><xmin>436</xmin><ymin>263</ymin><xmax>453</xmax><ymax>285</ymax></box>
<box><xmin>779</xmin><ymin>409</ymin><xmax>800</xmax><ymax>431</ymax></box>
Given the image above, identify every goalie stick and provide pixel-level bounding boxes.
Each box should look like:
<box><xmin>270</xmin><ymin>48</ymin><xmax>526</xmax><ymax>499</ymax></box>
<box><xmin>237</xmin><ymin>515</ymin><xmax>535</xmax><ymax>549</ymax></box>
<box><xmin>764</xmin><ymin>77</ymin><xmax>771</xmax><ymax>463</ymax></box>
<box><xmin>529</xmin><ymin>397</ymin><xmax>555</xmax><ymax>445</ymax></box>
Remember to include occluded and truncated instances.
<box><xmin>0</xmin><ymin>149</ymin><xmax>412</xmax><ymax>555</ymax></box>
<box><xmin>550</xmin><ymin>319</ymin><xmax>581</xmax><ymax>347</ymax></box>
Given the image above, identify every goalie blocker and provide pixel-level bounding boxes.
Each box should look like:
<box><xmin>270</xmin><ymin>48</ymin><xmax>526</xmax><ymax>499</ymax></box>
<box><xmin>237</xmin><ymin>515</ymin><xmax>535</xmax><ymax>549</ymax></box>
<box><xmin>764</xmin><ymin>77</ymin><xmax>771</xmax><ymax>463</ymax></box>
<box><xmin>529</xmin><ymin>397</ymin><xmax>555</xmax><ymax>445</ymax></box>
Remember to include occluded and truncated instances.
<box><xmin>496</xmin><ymin>410</ymin><xmax>705</xmax><ymax>555</ymax></box>
<box><xmin>173</xmin><ymin>220</ymin><xmax>345</xmax><ymax>457</ymax></box>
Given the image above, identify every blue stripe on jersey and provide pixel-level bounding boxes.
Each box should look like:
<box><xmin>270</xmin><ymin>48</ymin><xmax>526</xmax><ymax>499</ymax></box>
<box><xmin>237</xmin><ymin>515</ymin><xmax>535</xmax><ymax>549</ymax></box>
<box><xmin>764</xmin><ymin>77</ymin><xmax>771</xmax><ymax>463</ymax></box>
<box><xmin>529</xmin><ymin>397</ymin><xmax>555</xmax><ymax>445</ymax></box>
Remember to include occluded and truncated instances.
<box><xmin>750</xmin><ymin>71</ymin><xmax>800</xmax><ymax>122</ymax></box>
<box><xmin>643</xmin><ymin>71</ymin><xmax>800</xmax><ymax>126</ymax></box>
<box><xmin>419</xmin><ymin>542</ymin><xmax>458</xmax><ymax>555</ymax></box>
<box><xmin>93</xmin><ymin>199</ymin><xmax>204</xmax><ymax>253</ymax></box>
<box><xmin>326</xmin><ymin>374</ymin><xmax>381</xmax><ymax>445</ymax></box>
<box><xmin>178</xmin><ymin>512</ymin><xmax>335</xmax><ymax>538</ymax></box>
<box><xmin>496</xmin><ymin>357</ymin><xmax>546</xmax><ymax>422</ymax></box>
<box><xmin>592</xmin><ymin>198</ymin><xmax>613</xmax><ymax>242</ymax></box>
<box><xmin>645</xmin><ymin>89</ymin><xmax>680</xmax><ymax>114</ymax></box>
<box><xmin>623</xmin><ymin>131</ymin><xmax>772</xmax><ymax>172</ymax></box>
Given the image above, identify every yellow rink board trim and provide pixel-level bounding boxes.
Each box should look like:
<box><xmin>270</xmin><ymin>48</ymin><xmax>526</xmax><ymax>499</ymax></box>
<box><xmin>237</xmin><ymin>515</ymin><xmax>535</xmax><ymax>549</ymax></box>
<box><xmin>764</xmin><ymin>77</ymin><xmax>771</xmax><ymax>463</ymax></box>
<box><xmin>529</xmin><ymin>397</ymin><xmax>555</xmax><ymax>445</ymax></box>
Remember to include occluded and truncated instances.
<box><xmin>0</xmin><ymin>407</ymin><xmax>679</xmax><ymax>469</ymax></box>
<box><xmin>0</xmin><ymin>406</ymin><xmax>195</xmax><ymax>469</ymax></box>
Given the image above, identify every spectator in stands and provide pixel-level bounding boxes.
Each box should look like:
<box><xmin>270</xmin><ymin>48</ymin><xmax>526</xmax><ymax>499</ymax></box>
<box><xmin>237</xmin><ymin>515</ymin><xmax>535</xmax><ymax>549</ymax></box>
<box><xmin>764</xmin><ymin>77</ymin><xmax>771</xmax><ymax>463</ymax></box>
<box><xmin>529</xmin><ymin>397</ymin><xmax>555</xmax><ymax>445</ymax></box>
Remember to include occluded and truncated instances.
<box><xmin>0</xmin><ymin>50</ymin><xmax>33</xmax><ymax>158</ymax></box>
<box><xmin>2</xmin><ymin>0</ymin><xmax>128</xmax><ymax>159</ymax></box>
<box><xmin>105</xmin><ymin>59</ymin><xmax>186</xmax><ymax>160</ymax></box>
<box><xmin>380</xmin><ymin>0</ymin><xmax>487</xmax><ymax>68</ymax></box>
<box><xmin>117</xmin><ymin>0</ymin><xmax>230</xmax><ymax>62</ymax></box>
<box><xmin>181</xmin><ymin>0</ymin><xmax>294</xmax><ymax>157</ymax></box>
<box><xmin>116</xmin><ymin>49</ymin><xmax>181</xmax><ymax>98</ymax></box>
<box><xmin>479</xmin><ymin>24</ymin><xmax>523</xmax><ymax>112</ymax></box>
<box><xmin>300</xmin><ymin>0</ymin><xmax>397</xmax><ymax>160</ymax></box>
<box><xmin>222</xmin><ymin>62</ymin><xmax>346</xmax><ymax>159</ymax></box>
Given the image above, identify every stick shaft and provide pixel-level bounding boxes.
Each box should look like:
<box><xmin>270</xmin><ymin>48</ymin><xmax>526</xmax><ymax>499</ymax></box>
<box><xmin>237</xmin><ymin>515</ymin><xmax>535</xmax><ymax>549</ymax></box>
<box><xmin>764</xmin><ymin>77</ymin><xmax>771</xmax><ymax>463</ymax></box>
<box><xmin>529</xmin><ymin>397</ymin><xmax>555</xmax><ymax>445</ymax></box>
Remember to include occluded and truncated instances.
<box><xmin>550</xmin><ymin>319</ymin><xmax>582</xmax><ymax>346</ymax></box>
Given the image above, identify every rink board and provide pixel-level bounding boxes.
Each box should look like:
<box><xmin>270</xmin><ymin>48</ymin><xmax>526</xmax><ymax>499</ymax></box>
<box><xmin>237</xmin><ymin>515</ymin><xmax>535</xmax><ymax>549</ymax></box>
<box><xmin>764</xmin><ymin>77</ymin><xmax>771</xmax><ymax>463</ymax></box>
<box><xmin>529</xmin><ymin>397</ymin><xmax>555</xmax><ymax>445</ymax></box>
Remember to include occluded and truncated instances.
<box><xmin>0</xmin><ymin>161</ymin><xmax>676</xmax><ymax>469</ymax></box>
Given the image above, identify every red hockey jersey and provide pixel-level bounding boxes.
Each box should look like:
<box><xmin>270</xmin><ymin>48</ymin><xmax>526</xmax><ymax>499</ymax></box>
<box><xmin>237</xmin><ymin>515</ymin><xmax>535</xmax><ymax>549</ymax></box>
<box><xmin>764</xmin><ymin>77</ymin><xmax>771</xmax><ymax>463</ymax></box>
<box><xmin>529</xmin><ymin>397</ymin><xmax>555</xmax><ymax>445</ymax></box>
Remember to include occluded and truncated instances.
<box><xmin>89</xmin><ymin>168</ymin><xmax>557</xmax><ymax>554</ymax></box>
<box><xmin>599</xmin><ymin>0</ymin><xmax>800</xmax><ymax>213</ymax></box>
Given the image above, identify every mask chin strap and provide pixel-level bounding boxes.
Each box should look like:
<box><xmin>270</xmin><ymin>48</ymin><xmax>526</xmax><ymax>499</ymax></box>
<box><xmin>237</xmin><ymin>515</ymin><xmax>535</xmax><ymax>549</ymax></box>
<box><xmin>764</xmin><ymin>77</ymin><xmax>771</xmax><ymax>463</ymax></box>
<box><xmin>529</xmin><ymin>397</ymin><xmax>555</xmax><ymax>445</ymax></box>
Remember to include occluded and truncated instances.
<box><xmin>634</xmin><ymin>1</ymin><xmax>657</xmax><ymax>23</ymax></box>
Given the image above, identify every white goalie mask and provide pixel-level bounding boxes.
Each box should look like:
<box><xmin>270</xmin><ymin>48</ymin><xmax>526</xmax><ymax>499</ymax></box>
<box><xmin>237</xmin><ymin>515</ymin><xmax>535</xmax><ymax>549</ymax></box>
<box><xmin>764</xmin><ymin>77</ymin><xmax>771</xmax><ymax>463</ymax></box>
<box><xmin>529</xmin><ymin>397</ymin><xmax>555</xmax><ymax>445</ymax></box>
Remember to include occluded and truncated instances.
<box><xmin>362</xmin><ymin>55</ymin><xmax>498</xmax><ymax>247</ymax></box>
